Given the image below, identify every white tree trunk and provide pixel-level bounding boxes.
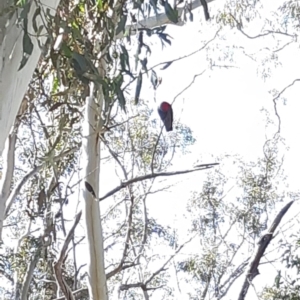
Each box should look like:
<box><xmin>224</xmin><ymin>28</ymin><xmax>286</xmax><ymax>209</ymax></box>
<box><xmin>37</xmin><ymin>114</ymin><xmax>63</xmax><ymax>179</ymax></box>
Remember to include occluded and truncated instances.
<box><xmin>0</xmin><ymin>0</ymin><xmax>61</xmax><ymax>154</ymax></box>
<box><xmin>81</xmin><ymin>83</ymin><xmax>108</xmax><ymax>300</ymax></box>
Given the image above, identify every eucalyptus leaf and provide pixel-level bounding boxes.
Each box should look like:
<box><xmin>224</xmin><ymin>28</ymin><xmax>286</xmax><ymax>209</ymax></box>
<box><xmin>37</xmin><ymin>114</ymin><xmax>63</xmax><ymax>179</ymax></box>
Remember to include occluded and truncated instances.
<box><xmin>150</xmin><ymin>0</ymin><xmax>159</xmax><ymax>16</ymax></box>
<box><xmin>158</xmin><ymin>33</ymin><xmax>172</xmax><ymax>46</ymax></box>
<box><xmin>116</xmin><ymin>15</ymin><xmax>127</xmax><ymax>36</ymax></box>
<box><xmin>115</xmin><ymin>73</ymin><xmax>124</xmax><ymax>87</ymax></box>
<box><xmin>72</xmin><ymin>52</ymin><xmax>89</xmax><ymax>74</ymax></box>
<box><xmin>183</xmin><ymin>7</ymin><xmax>187</xmax><ymax>22</ymax></box>
<box><xmin>164</xmin><ymin>1</ymin><xmax>178</xmax><ymax>24</ymax></box>
<box><xmin>161</xmin><ymin>61</ymin><xmax>173</xmax><ymax>70</ymax></box>
<box><xmin>96</xmin><ymin>0</ymin><xmax>103</xmax><ymax>10</ymax></box>
<box><xmin>140</xmin><ymin>57</ymin><xmax>148</xmax><ymax>74</ymax></box>
<box><xmin>61</xmin><ymin>43</ymin><xmax>72</xmax><ymax>58</ymax></box>
<box><xmin>120</xmin><ymin>45</ymin><xmax>130</xmax><ymax>70</ymax></box>
<box><xmin>151</xmin><ymin>70</ymin><xmax>158</xmax><ymax>90</ymax></box>
<box><xmin>19</xmin><ymin>1</ymin><xmax>31</xmax><ymax>20</ymax></box>
<box><xmin>120</xmin><ymin>53</ymin><xmax>127</xmax><ymax>72</ymax></box>
<box><xmin>135</xmin><ymin>72</ymin><xmax>143</xmax><ymax>105</ymax></box>
<box><xmin>123</xmin><ymin>70</ymin><xmax>135</xmax><ymax>79</ymax></box>
<box><xmin>144</xmin><ymin>43</ymin><xmax>151</xmax><ymax>55</ymax></box>
<box><xmin>18</xmin><ymin>33</ymin><xmax>34</xmax><ymax>70</ymax></box>
<box><xmin>32</xmin><ymin>7</ymin><xmax>41</xmax><ymax>33</ymax></box>
<box><xmin>117</xmin><ymin>88</ymin><xmax>126</xmax><ymax>111</ymax></box>
<box><xmin>23</xmin><ymin>33</ymin><xmax>34</xmax><ymax>55</ymax></box>
<box><xmin>189</xmin><ymin>11</ymin><xmax>194</xmax><ymax>22</ymax></box>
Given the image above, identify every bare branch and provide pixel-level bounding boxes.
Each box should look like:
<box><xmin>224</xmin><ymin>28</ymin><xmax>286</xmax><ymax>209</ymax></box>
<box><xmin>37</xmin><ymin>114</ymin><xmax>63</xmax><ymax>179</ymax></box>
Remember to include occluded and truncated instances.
<box><xmin>21</xmin><ymin>242</ymin><xmax>42</xmax><ymax>300</ymax></box>
<box><xmin>230</xmin><ymin>14</ymin><xmax>294</xmax><ymax>40</ymax></box>
<box><xmin>144</xmin><ymin>234</ymin><xmax>197</xmax><ymax>286</ymax></box>
<box><xmin>97</xmin><ymin>163</ymin><xmax>219</xmax><ymax>201</ymax></box>
<box><xmin>237</xmin><ymin>201</ymin><xmax>294</xmax><ymax>300</ymax></box>
<box><xmin>172</xmin><ymin>70</ymin><xmax>206</xmax><ymax>105</ymax></box>
<box><xmin>54</xmin><ymin>211</ymin><xmax>82</xmax><ymax>300</ymax></box>
<box><xmin>123</xmin><ymin>29</ymin><xmax>220</xmax><ymax>92</ymax></box>
<box><xmin>218</xmin><ymin>258</ymin><xmax>250</xmax><ymax>299</ymax></box>
<box><xmin>106</xmin><ymin>262</ymin><xmax>137</xmax><ymax>279</ymax></box>
<box><xmin>4</xmin><ymin>148</ymin><xmax>77</xmax><ymax>217</ymax></box>
<box><xmin>119</xmin><ymin>282</ymin><xmax>145</xmax><ymax>291</ymax></box>
<box><xmin>150</xmin><ymin>126</ymin><xmax>164</xmax><ymax>174</ymax></box>
<box><xmin>117</xmin><ymin>235</ymin><xmax>196</xmax><ymax>296</ymax></box>
<box><xmin>239</xmin><ymin>28</ymin><xmax>294</xmax><ymax>40</ymax></box>
<box><xmin>272</xmin><ymin>79</ymin><xmax>300</xmax><ymax>137</ymax></box>
<box><xmin>110</xmin><ymin>190</ymin><xmax>135</xmax><ymax>277</ymax></box>
<box><xmin>150</xmin><ymin>29</ymin><xmax>220</xmax><ymax>72</ymax></box>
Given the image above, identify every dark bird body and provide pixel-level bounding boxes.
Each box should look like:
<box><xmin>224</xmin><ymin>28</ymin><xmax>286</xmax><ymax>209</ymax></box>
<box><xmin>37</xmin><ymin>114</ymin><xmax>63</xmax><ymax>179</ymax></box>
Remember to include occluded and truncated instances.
<box><xmin>158</xmin><ymin>102</ymin><xmax>173</xmax><ymax>132</ymax></box>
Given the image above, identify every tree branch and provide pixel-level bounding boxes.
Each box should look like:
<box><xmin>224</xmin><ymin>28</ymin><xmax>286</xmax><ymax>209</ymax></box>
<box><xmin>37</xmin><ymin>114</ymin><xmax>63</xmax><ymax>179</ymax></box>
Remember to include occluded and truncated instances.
<box><xmin>272</xmin><ymin>79</ymin><xmax>300</xmax><ymax>137</ymax></box>
<box><xmin>0</xmin><ymin>129</ymin><xmax>18</xmax><ymax>241</ymax></box>
<box><xmin>144</xmin><ymin>234</ymin><xmax>197</xmax><ymax>286</ymax></box>
<box><xmin>21</xmin><ymin>240</ymin><xmax>42</xmax><ymax>300</ymax></box>
<box><xmin>95</xmin><ymin>163</ymin><xmax>219</xmax><ymax>201</ymax></box>
<box><xmin>54</xmin><ymin>211</ymin><xmax>82</xmax><ymax>300</ymax></box>
<box><xmin>4</xmin><ymin>148</ymin><xmax>77</xmax><ymax>217</ymax></box>
<box><xmin>237</xmin><ymin>200</ymin><xmax>294</xmax><ymax>300</ymax></box>
<box><xmin>53</xmin><ymin>288</ymin><xmax>88</xmax><ymax>300</ymax></box>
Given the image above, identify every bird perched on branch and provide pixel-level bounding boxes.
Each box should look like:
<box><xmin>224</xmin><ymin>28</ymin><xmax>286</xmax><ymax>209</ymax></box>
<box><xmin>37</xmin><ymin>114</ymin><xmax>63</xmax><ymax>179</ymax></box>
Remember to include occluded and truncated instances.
<box><xmin>158</xmin><ymin>102</ymin><xmax>173</xmax><ymax>132</ymax></box>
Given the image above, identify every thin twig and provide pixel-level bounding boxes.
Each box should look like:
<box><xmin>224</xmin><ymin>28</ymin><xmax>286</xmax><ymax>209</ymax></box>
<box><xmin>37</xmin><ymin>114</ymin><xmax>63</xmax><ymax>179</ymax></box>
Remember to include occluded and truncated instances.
<box><xmin>272</xmin><ymin>79</ymin><xmax>300</xmax><ymax>137</ymax></box>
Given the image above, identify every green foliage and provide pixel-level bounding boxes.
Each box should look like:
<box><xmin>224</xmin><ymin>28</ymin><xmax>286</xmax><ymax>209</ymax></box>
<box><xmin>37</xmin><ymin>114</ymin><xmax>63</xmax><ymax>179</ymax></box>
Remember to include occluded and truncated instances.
<box><xmin>176</xmin><ymin>140</ymin><xmax>289</xmax><ymax>298</ymax></box>
<box><xmin>164</xmin><ymin>1</ymin><xmax>179</xmax><ymax>24</ymax></box>
<box><xmin>18</xmin><ymin>1</ymin><xmax>33</xmax><ymax>70</ymax></box>
<box><xmin>280</xmin><ymin>1</ymin><xmax>300</xmax><ymax>28</ymax></box>
<box><xmin>261</xmin><ymin>231</ymin><xmax>300</xmax><ymax>300</ymax></box>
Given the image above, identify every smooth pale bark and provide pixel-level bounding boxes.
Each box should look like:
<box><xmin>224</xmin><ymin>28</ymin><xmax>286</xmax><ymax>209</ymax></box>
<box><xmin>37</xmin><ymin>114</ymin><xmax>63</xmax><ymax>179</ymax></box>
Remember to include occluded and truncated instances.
<box><xmin>13</xmin><ymin>220</ymin><xmax>32</xmax><ymax>300</ymax></box>
<box><xmin>0</xmin><ymin>130</ymin><xmax>16</xmax><ymax>241</ymax></box>
<box><xmin>0</xmin><ymin>0</ymin><xmax>61</xmax><ymax>154</ymax></box>
<box><xmin>81</xmin><ymin>83</ymin><xmax>108</xmax><ymax>300</ymax></box>
<box><xmin>0</xmin><ymin>97</ymin><xmax>28</xmax><ymax>241</ymax></box>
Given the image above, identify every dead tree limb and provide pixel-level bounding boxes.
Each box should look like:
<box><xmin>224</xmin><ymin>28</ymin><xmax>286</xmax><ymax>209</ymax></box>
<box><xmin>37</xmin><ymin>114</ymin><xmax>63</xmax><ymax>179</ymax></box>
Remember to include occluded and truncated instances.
<box><xmin>237</xmin><ymin>200</ymin><xmax>294</xmax><ymax>300</ymax></box>
<box><xmin>85</xmin><ymin>163</ymin><xmax>219</xmax><ymax>201</ymax></box>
